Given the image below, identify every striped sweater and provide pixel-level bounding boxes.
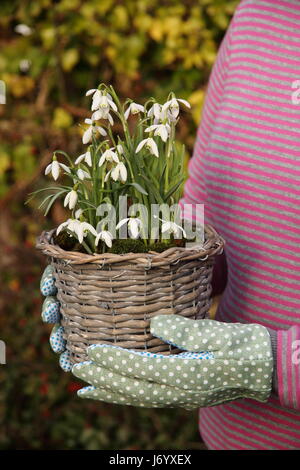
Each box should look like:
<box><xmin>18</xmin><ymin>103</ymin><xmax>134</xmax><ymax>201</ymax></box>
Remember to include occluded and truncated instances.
<box><xmin>181</xmin><ymin>0</ymin><xmax>300</xmax><ymax>450</ymax></box>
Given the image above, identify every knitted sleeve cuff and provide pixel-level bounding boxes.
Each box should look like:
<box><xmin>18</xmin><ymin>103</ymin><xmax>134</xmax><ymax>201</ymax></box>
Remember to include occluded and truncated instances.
<box><xmin>266</xmin><ymin>327</ymin><xmax>278</xmax><ymax>395</ymax></box>
<box><xmin>267</xmin><ymin>326</ymin><xmax>300</xmax><ymax>410</ymax></box>
<box><xmin>277</xmin><ymin>326</ymin><xmax>300</xmax><ymax>410</ymax></box>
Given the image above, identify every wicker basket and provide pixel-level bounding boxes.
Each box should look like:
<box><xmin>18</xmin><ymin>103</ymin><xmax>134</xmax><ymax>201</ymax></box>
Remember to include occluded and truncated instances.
<box><xmin>36</xmin><ymin>225</ymin><xmax>224</xmax><ymax>364</ymax></box>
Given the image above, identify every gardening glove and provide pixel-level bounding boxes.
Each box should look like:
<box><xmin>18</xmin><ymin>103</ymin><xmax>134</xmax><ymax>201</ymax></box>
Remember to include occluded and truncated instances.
<box><xmin>72</xmin><ymin>315</ymin><xmax>273</xmax><ymax>409</ymax></box>
<box><xmin>40</xmin><ymin>265</ymin><xmax>72</xmax><ymax>372</ymax></box>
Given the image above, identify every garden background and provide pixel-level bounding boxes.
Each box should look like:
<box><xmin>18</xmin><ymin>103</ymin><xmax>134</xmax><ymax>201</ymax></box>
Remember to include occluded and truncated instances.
<box><xmin>0</xmin><ymin>0</ymin><xmax>237</xmax><ymax>450</ymax></box>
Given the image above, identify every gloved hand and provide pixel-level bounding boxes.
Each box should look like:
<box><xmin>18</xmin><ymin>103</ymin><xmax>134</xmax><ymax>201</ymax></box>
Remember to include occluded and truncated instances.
<box><xmin>72</xmin><ymin>315</ymin><xmax>274</xmax><ymax>409</ymax></box>
<box><xmin>40</xmin><ymin>265</ymin><xmax>72</xmax><ymax>372</ymax></box>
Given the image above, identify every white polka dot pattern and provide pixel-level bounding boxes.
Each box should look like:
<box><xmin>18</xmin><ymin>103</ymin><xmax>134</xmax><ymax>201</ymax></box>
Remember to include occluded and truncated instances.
<box><xmin>59</xmin><ymin>349</ymin><xmax>72</xmax><ymax>372</ymax></box>
<box><xmin>50</xmin><ymin>325</ymin><xmax>66</xmax><ymax>354</ymax></box>
<box><xmin>40</xmin><ymin>266</ymin><xmax>68</xmax><ymax>371</ymax></box>
<box><xmin>42</xmin><ymin>296</ymin><xmax>60</xmax><ymax>323</ymax></box>
<box><xmin>40</xmin><ymin>265</ymin><xmax>57</xmax><ymax>296</ymax></box>
<box><xmin>72</xmin><ymin>315</ymin><xmax>274</xmax><ymax>408</ymax></box>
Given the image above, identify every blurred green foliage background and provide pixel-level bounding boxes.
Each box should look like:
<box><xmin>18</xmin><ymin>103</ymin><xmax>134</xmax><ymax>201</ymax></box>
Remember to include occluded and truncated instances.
<box><xmin>0</xmin><ymin>0</ymin><xmax>238</xmax><ymax>450</ymax></box>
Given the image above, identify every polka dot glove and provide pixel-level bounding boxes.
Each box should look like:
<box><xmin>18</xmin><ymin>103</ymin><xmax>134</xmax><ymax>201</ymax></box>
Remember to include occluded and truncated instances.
<box><xmin>72</xmin><ymin>315</ymin><xmax>274</xmax><ymax>409</ymax></box>
<box><xmin>40</xmin><ymin>265</ymin><xmax>72</xmax><ymax>372</ymax></box>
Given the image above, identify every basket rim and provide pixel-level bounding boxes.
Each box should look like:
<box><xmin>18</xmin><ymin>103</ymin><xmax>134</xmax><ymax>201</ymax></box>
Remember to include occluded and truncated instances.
<box><xmin>36</xmin><ymin>224</ymin><xmax>225</xmax><ymax>267</ymax></box>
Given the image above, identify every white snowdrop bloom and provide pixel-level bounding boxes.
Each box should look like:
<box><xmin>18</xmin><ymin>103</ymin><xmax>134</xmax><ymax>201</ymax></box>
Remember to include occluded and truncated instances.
<box><xmin>82</xmin><ymin>118</ymin><xmax>107</xmax><ymax>144</ymax></box>
<box><xmin>135</xmin><ymin>138</ymin><xmax>159</xmax><ymax>158</ymax></box>
<box><xmin>145</xmin><ymin>123</ymin><xmax>170</xmax><ymax>142</ymax></box>
<box><xmin>86</xmin><ymin>88</ymin><xmax>98</xmax><ymax>97</ymax></box>
<box><xmin>95</xmin><ymin>230</ymin><xmax>114</xmax><ymax>248</ymax></box>
<box><xmin>97</xmin><ymin>94</ymin><xmax>117</xmax><ymax>112</ymax></box>
<box><xmin>162</xmin><ymin>221</ymin><xmax>186</xmax><ymax>238</ymax></box>
<box><xmin>116</xmin><ymin>218</ymin><xmax>142</xmax><ymax>239</ymax></box>
<box><xmin>75</xmin><ymin>150</ymin><xmax>92</xmax><ymax>167</ymax></box>
<box><xmin>89</xmin><ymin>89</ymin><xmax>103</xmax><ymax>110</ymax></box>
<box><xmin>87</xmin><ymin>89</ymin><xmax>117</xmax><ymax>113</ymax></box>
<box><xmin>116</xmin><ymin>144</ymin><xmax>124</xmax><ymax>155</ymax></box>
<box><xmin>75</xmin><ymin>221</ymin><xmax>97</xmax><ymax>244</ymax></box>
<box><xmin>110</xmin><ymin>162</ymin><xmax>127</xmax><ymax>183</ymax></box>
<box><xmin>147</xmin><ymin>103</ymin><xmax>173</xmax><ymax>124</ymax></box>
<box><xmin>92</xmin><ymin>109</ymin><xmax>114</xmax><ymax>125</ymax></box>
<box><xmin>75</xmin><ymin>209</ymin><xmax>83</xmax><ymax>219</ymax></box>
<box><xmin>162</xmin><ymin>97</ymin><xmax>191</xmax><ymax>119</ymax></box>
<box><xmin>45</xmin><ymin>160</ymin><xmax>70</xmax><ymax>181</ymax></box>
<box><xmin>124</xmin><ymin>102</ymin><xmax>145</xmax><ymax>120</ymax></box>
<box><xmin>57</xmin><ymin>219</ymin><xmax>97</xmax><ymax>244</ymax></box>
<box><xmin>99</xmin><ymin>148</ymin><xmax>119</xmax><ymax>167</ymax></box>
<box><xmin>64</xmin><ymin>190</ymin><xmax>78</xmax><ymax>210</ymax></box>
<box><xmin>147</xmin><ymin>103</ymin><xmax>162</xmax><ymax>121</ymax></box>
<box><xmin>15</xmin><ymin>24</ymin><xmax>32</xmax><ymax>36</ymax></box>
<box><xmin>77</xmin><ymin>169</ymin><xmax>90</xmax><ymax>180</ymax></box>
<box><xmin>56</xmin><ymin>219</ymin><xmax>74</xmax><ymax>235</ymax></box>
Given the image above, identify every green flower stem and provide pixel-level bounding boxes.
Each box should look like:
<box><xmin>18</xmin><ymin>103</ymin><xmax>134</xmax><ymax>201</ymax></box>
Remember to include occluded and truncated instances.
<box><xmin>108</xmin><ymin>86</ymin><xmax>131</xmax><ymax>148</ymax></box>
<box><xmin>54</xmin><ymin>150</ymin><xmax>74</xmax><ymax>168</ymax></box>
<box><xmin>164</xmin><ymin>123</ymin><xmax>175</xmax><ymax>194</ymax></box>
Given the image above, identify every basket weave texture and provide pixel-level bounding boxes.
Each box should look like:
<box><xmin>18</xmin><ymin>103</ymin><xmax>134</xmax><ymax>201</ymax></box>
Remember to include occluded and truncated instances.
<box><xmin>36</xmin><ymin>225</ymin><xmax>224</xmax><ymax>364</ymax></box>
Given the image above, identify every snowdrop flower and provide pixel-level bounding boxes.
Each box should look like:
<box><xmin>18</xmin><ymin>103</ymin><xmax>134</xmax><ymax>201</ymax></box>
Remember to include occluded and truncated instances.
<box><xmin>162</xmin><ymin>221</ymin><xmax>186</xmax><ymax>238</ymax></box>
<box><xmin>45</xmin><ymin>160</ymin><xmax>70</xmax><ymax>181</ymax></box>
<box><xmin>75</xmin><ymin>209</ymin><xmax>83</xmax><ymax>219</ymax></box>
<box><xmin>64</xmin><ymin>190</ymin><xmax>78</xmax><ymax>210</ymax></box>
<box><xmin>77</xmin><ymin>169</ymin><xmax>90</xmax><ymax>180</ymax></box>
<box><xmin>82</xmin><ymin>118</ymin><xmax>107</xmax><ymax>144</ymax></box>
<box><xmin>97</xmin><ymin>93</ymin><xmax>117</xmax><ymax>112</ymax></box>
<box><xmin>116</xmin><ymin>218</ymin><xmax>142</xmax><ymax>239</ymax></box>
<box><xmin>57</xmin><ymin>219</ymin><xmax>97</xmax><ymax>244</ymax></box>
<box><xmin>86</xmin><ymin>89</ymin><xmax>117</xmax><ymax>113</ymax></box>
<box><xmin>95</xmin><ymin>230</ymin><xmax>114</xmax><ymax>248</ymax></box>
<box><xmin>92</xmin><ymin>109</ymin><xmax>114</xmax><ymax>125</ymax></box>
<box><xmin>136</xmin><ymin>138</ymin><xmax>159</xmax><ymax>158</ymax></box>
<box><xmin>86</xmin><ymin>88</ymin><xmax>98</xmax><ymax>97</ymax></box>
<box><xmin>99</xmin><ymin>148</ymin><xmax>119</xmax><ymax>167</ymax></box>
<box><xmin>75</xmin><ymin>150</ymin><xmax>92</xmax><ymax>167</ymax></box>
<box><xmin>76</xmin><ymin>221</ymin><xmax>97</xmax><ymax>244</ymax></box>
<box><xmin>57</xmin><ymin>219</ymin><xmax>76</xmax><ymax>235</ymax></box>
<box><xmin>147</xmin><ymin>103</ymin><xmax>172</xmax><ymax>124</ymax></box>
<box><xmin>124</xmin><ymin>102</ymin><xmax>145</xmax><ymax>120</ymax></box>
<box><xmin>15</xmin><ymin>24</ymin><xmax>32</xmax><ymax>36</ymax></box>
<box><xmin>105</xmin><ymin>162</ymin><xmax>127</xmax><ymax>183</ymax></box>
<box><xmin>116</xmin><ymin>144</ymin><xmax>124</xmax><ymax>155</ymax></box>
<box><xmin>162</xmin><ymin>97</ymin><xmax>190</xmax><ymax>119</ymax></box>
<box><xmin>145</xmin><ymin>123</ymin><xmax>170</xmax><ymax>142</ymax></box>
<box><xmin>147</xmin><ymin>103</ymin><xmax>162</xmax><ymax>121</ymax></box>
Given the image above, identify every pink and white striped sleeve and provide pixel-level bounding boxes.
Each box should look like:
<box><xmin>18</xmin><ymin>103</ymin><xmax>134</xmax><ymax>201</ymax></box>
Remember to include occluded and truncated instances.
<box><xmin>180</xmin><ymin>23</ymin><xmax>233</xmax><ymax>223</ymax></box>
<box><xmin>180</xmin><ymin>27</ymin><xmax>233</xmax><ymax>296</ymax></box>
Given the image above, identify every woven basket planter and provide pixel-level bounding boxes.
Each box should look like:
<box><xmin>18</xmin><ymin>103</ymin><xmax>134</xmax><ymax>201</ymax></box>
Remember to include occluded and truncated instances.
<box><xmin>36</xmin><ymin>225</ymin><xmax>224</xmax><ymax>364</ymax></box>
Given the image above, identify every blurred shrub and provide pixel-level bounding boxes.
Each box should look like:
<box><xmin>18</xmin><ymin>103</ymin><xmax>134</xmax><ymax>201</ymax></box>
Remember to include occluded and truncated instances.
<box><xmin>0</xmin><ymin>0</ymin><xmax>238</xmax><ymax>450</ymax></box>
<box><xmin>0</xmin><ymin>0</ymin><xmax>238</xmax><ymax>201</ymax></box>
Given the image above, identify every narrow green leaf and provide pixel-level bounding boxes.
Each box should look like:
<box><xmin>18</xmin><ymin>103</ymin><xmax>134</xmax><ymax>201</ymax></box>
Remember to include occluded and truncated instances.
<box><xmin>164</xmin><ymin>177</ymin><xmax>184</xmax><ymax>202</ymax></box>
<box><xmin>129</xmin><ymin>182</ymin><xmax>148</xmax><ymax>195</ymax></box>
<box><xmin>139</xmin><ymin>173</ymin><xmax>164</xmax><ymax>204</ymax></box>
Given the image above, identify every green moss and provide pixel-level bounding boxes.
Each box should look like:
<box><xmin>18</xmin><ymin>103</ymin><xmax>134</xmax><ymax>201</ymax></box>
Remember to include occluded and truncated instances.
<box><xmin>107</xmin><ymin>238</ymin><xmax>185</xmax><ymax>254</ymax></box>
<box><xmin>53</xmin><ymin>232</ymin><xmax>86</xmax><ymax>253</ymax></box>
<box><xmin>54</xmin><ymin>230</ymin><xmax>187</xmax><ymax>254</ymax></box>
<box><xmin>108</xmin><ymin>238</ymin><xmax>147</xmax><ymax>254</ymax></box>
